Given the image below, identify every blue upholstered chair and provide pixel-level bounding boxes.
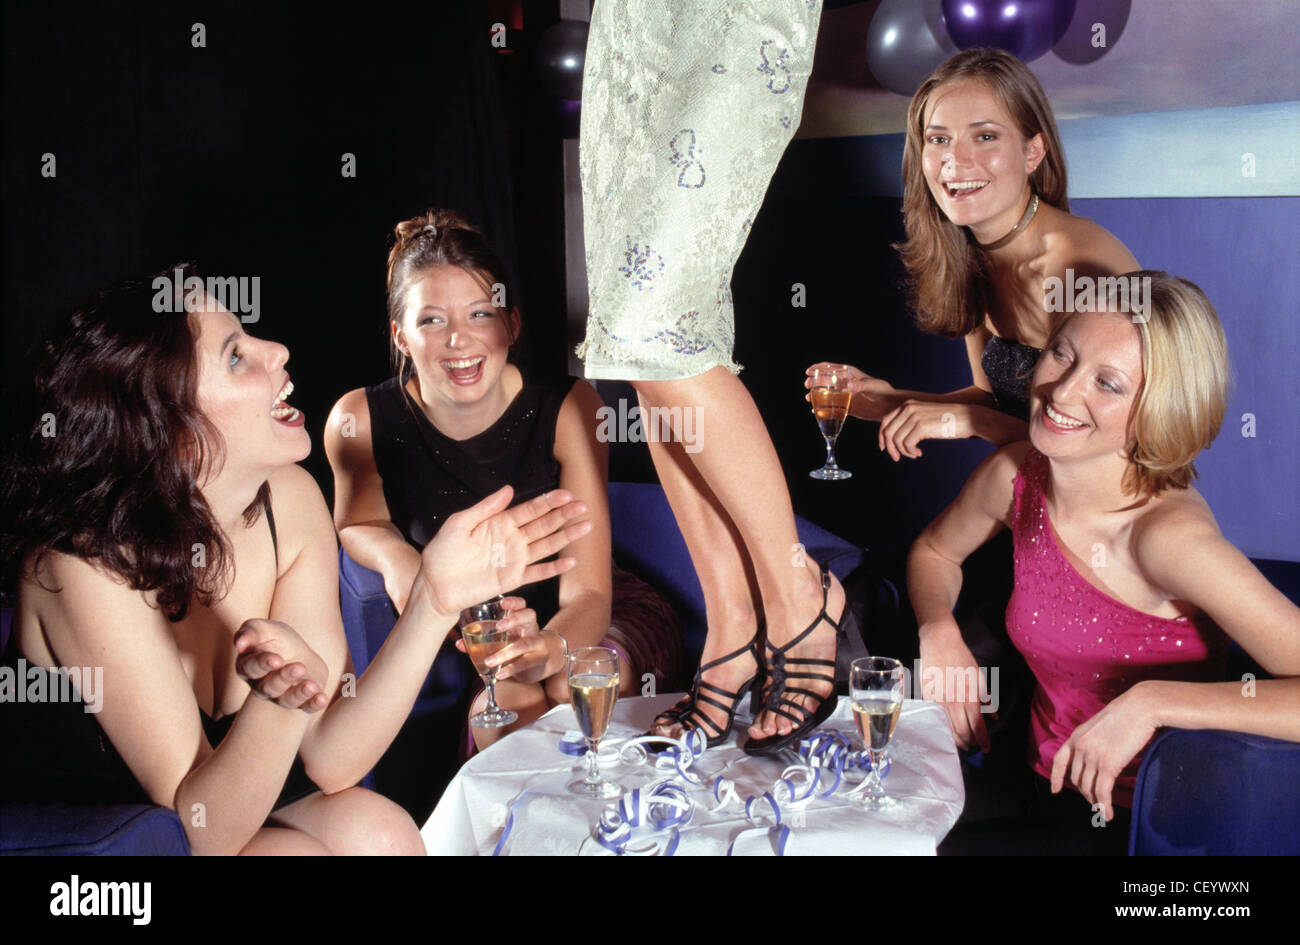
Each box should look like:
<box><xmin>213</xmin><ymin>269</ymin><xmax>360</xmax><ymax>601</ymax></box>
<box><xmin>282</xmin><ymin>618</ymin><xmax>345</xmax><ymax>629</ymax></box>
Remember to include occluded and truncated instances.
<box><xmin>0</xmin><ymin>803</ymin><xmax>190</xmax><ymax>856</ymax></box>
<box><xmin>1129</xmin><ymin>729</ymin><xmax>1300</xmax><ymax>855</ymax></box>
<box><xmin>1127</xmin><ymin>558</ymin><xmax>1300</xmax><ymax>855</ymax></box>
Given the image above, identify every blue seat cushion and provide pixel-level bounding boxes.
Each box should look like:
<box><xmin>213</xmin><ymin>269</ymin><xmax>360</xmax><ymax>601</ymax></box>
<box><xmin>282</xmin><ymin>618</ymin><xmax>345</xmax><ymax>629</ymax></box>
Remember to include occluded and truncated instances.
<box><xmin>1129</xmin><ymin>729</ymin><xmax>1300</xmax><ymax>855</ymax></box>
<box><xmin>1</xmin><ymin>802</ymin><xmax>190</xmax><ymax>856</ymax></box>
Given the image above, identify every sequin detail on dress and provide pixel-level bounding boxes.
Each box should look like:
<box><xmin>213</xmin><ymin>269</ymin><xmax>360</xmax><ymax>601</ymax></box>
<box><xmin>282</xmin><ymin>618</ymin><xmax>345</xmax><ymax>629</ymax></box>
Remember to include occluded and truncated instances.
<box><xmin>619</xmin><ymin>238</ymin><xmax>666</xmax><ymax>290</ymax></box>
<box><xmin>1005</xmin><ymin>448</ymin><xmax>1228</xmax><ymax>807</ymax></box>
<box><xmin>669</xmin><ymin>130</ymin><xmax>705</xmax><ymax>189</ymax></box>
<box><xmin>981</xmin><ymin>335</ymin><xmax>1041</xmax><ymax>420</ymax></box>
<box><xmin>576</xmin><ymin>0</ymin><xmax>823</xmax><ymax>380</ymax></box>
<box><xmin>757</xmin><ymin>39</ymin><xmax>793</xmax><ymax>93</ymax></box>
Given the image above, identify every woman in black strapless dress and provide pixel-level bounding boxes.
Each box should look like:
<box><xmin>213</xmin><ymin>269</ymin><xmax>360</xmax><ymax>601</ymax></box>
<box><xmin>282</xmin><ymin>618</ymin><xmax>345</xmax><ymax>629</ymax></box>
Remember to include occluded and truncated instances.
<box><xmin>807</xmin><ymin>49</ymin><xmax>1138</xmax><ymax>456</ymax></box>
<box><xmin>805</xmin><ymin>50</ymin><xmax>1141</xmax><ymax>769</ymax></box>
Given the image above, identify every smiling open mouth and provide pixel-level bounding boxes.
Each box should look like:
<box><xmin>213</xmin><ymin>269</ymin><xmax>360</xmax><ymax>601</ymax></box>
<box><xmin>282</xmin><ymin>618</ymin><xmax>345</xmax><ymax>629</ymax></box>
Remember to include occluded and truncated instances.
<box><xmin>1043</xmin><ymin>402</ymin><xmax>1086</xmax><ymax>430</ymax></box>
<box><xmin>443</xmin><ymin>357</ymin><xmax>485</xmax><ymax>385</ymax></box>
<box><xmin>944</xmin><ymin>180</ymin><xmax>989</xmax><ymax>198</ymax></box>
<box><xmin>271</xmin><ymin>378</ymin><xmax>302</xmax><ymax>424</ymax></box>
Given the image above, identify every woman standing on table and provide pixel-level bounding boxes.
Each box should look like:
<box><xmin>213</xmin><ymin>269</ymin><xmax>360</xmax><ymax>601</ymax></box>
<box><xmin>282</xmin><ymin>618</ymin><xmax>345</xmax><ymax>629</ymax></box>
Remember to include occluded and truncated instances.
<box><xmin>327</xmin><ymin>211</ymin><xmax>676</xmax><ymax>799</ymax></box>
<box><xmin>577</xmin><ymin>0</ymin><xmax>846</xmax><ymax>754</ymax></box>
<box><xmin>0</xmin><ymin>269</ymin><xmax>590</xmax><ymax>855</ymax></box>
<box><xmin>908</xmin><ymin>272</ymin><xmax>1300</xmax><ymax>854</ymax></box>
<box><xmin>807</xmin><ymin>48</ymin><xmax>1138</xmax><ymax>459</ymax></box>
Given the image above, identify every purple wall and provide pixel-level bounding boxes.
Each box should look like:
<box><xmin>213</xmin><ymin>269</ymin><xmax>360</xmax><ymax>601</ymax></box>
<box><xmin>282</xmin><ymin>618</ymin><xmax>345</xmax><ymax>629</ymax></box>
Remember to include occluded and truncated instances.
<box><xmin>1077</xmin><ymin>197</ymin><xmax>1299</xmax><ymax>561</ymax></box>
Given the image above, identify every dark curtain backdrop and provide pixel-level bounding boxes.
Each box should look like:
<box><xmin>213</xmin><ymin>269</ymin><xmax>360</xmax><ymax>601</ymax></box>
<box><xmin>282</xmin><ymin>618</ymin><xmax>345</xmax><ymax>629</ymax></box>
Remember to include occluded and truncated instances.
<box><xmin>2</xmin><ymin>0</ymin><xmax>573</xmax><ymax>496</ymax></box>
<box><xmin>4</xmin><ymin>0</ymin><xmax>989</xmax><ymax>563</ymax></box>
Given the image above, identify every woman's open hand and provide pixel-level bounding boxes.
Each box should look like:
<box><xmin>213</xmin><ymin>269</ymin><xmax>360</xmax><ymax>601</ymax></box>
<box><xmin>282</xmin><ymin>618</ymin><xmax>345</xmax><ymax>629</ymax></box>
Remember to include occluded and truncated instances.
<box><xmin>804</xmin><ymin>362</ymin><xmax>901</xmax><ymax>422</ymax></box>
<box><xmin>233</xmin><ymin>618</ymin><xmax>331</xmax><ymax>713</ymax></box>
<box><xmin>418</xmin><ymin>486</ymin><xmax>592</xmax><ymax>618</ymax></box>
<box><xmin>1050</xmin><ymin>682</ymin><xmax>1159</xmax><ymax>823</ymax></box>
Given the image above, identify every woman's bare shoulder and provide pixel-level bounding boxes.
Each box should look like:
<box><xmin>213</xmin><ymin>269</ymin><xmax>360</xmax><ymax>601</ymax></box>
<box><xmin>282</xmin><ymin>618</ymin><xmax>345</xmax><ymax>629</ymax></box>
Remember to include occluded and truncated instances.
<box><xmin>1043</xmin><ymin>211</ymin><xmax>1140</xmax><ymax>277</ymax></box>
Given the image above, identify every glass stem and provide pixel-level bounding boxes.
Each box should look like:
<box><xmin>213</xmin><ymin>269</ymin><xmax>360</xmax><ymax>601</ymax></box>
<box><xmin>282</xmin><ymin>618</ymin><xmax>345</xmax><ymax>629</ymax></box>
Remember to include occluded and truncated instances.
<box><xmin>585</xmin><ymin>741</ymin><xmax>602</xmax><ymax>784</ymax></box>
<box><xmin>484</xmin><ymin>674</ymin><xmax>499</xmax><ymax>713</ymax></box>
<box><xmin>867</xmin><ymin>748</ymin><xmax>884</xmax><ymax>795</ymax></box>
<box><xmin>823</xmin><ymin>436</ymin><xmax>837</xmax><ymax>468</ymax></box>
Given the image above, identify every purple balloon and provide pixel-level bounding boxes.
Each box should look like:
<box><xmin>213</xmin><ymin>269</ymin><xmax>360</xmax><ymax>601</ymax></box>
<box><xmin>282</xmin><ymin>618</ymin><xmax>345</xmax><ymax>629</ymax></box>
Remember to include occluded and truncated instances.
<box><xmin>940</xmin><ymin>0</ymin><xmax>1076</xmax><ymax>62</ymax></box>
<box><xmin>867</xmin><ymin>0</ymin><xmax>959</xmax><ymax>97</ymax></box>
<box><xmin>536</xmin><ymin>20</ymin><xmax>589</xmax><ymax>101</ymax></box>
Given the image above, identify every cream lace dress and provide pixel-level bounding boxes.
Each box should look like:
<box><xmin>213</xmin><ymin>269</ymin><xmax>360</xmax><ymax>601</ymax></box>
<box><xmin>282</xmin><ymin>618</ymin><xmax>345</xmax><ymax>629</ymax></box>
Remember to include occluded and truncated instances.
<box><xmin>576</xmin><ymin>0</ymin><xmax>822</xmax><ymax>380</ymax></box>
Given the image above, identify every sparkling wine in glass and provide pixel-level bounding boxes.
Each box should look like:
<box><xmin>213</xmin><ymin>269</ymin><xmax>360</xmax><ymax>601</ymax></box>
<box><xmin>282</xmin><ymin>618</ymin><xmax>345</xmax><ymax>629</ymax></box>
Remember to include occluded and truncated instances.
<box><xmin>850</xmin><ymin>656</ymin><xmax>904</xmax><ymax>811</ymax></box>
<box><xmin>809</xmin><ymin>366</ymin><xmax>853</xmax><ymax>480</ymax></box>
<box><xmin>461</xmin><ymin>597</ymin><xmax>518</xmax><ymax>728</ymax></box>
<box><xmin>567</xmin><ymin>646</ymin><xmax>622</xmax><ymax>799</ymax></box>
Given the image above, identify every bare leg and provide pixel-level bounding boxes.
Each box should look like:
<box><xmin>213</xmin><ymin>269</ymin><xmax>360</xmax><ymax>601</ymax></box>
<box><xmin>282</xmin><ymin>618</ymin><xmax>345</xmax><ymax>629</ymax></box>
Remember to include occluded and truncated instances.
<box><xmin>238</xmin><ymin>826</ymin><xmax>333</xmax><ymax>856</ymax></box>
<box><xmin>267</xmin><ymin>787</ymin><xmax>426</xmax><ymax>855</ymax></box>
<box><xmin>638</xmin><ymin>389</ymin><xmax>761</xmax><ymax>739</ymax></box>
<box><xmin>633</xmin><ymin>367</ymin><xmax>844</xmax><ymax>739</ymax></box>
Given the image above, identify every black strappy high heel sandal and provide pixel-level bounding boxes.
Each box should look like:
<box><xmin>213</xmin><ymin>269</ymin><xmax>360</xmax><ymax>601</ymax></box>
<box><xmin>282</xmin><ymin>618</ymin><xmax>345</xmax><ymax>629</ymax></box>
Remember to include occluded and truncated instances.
<box><xmin>743</xmin><ymin>562</ymin><xmax>843</xmax><ymax>756</ymax></box>
<box><xmin>648</xmin><ymin>633</ymin><xmax>761</xmax><ymax>749</ymax></box>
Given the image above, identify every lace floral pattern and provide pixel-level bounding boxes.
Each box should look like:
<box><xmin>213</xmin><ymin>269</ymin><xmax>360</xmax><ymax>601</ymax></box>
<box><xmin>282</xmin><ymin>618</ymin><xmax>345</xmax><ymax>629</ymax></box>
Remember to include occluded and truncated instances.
<box><xmin>576</xmin><ymin>0</ymin><xmax>822</xmax><ymax>380</ymax></box>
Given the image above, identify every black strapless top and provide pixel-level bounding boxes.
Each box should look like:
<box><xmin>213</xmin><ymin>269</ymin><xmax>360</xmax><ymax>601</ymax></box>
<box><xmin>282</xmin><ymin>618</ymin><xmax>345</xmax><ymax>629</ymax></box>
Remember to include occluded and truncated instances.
<box><xmin>0</xmin><ymin>631</ymin><xmax>318</xmax><ymax>810</ymax></box>
<box><xmin>981</xmin><ymin>336</ymin><xmax>1042</xmax><ymax>421</ymax></box>
<box><xmin>365</xmin><ymin>368</ymin><xmax>578</xmax><ymax>628</ymax></box>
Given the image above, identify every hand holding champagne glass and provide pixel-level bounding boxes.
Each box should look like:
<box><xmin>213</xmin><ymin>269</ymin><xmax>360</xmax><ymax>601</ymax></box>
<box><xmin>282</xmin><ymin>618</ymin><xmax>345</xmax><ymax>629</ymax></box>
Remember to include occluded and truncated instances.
<box><xmin>461</xmin><ymin>597</ymin><xmax>518</xmax><ymax>728</ymax></box>
<box><xmin>850</xmin><ymin>656</ymin><xmax>904</xmax><ymax>811</ymax></box>
<box><xmin>809</xmin><ymin>365</ymin><xmax>853</xmax><ymax>480</ymax></box>
<box><xmin>567</xmin><ymin>646</ymin><xmax>622</xmax><ymax>799</ymax></box>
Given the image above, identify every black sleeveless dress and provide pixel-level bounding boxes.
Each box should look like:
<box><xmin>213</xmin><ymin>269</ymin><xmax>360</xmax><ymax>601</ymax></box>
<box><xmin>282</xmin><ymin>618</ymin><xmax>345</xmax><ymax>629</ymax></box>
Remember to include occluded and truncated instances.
<box><xmin>361</xmin><ymin>368</ymin><xmax>577</xmax><ymax>822</ymax></box>
<box><xmin>366</xmin><ymin>368</ymin><xmax>577</xmax><ymax>627</ymax></box>
<box><xmin>0</xmin><ymin>491</ymin><xmax>318</xmax><ymax>812</ymax></box>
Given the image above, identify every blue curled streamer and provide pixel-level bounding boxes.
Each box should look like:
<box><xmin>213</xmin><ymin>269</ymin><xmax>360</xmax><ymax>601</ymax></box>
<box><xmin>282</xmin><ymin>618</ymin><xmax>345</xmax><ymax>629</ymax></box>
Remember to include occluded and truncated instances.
<box><xmin>591</xmin><ymin>778</ymin><xmax>692</xmax><ymax>855</ymax></box>
<box><xmin>536</xmin><ymin>726</ymin><xmax>891</xmax><ymax>856</ymax></box>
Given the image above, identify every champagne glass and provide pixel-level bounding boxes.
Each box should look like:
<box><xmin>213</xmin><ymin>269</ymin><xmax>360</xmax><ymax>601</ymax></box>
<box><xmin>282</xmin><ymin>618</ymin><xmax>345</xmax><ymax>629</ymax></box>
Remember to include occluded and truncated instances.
<box><xmin>461</xmin><ymin>597</ymin><xmax>518</xmax><ymax>728</ymax></box>
<box><xmin>567</xmin><ymin>646</ymin><xmax>622</xmax><ymax>799</ymax></box>
<box><xmin>809</xmin><ymin>366</ymin><xmax>853</xmax><ymax>480</ymax></box>
<box><xmin>850</xmin><ymin>656</ymin><xmax>904</xmax><ymax>811</ymax></box>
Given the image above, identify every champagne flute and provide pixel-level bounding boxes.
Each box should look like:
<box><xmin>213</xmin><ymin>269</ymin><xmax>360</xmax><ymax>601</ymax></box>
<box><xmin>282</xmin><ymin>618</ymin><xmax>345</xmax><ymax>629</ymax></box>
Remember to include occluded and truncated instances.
<box><xmin>850</xmin><ymin>656</ymin><xmax>904</xmax><ymax>811</ymax></box>
<box><xmin>461</xmin><ymin>597</ymin><xmax>518</xmax><ymax>728</ymax></box>
<box><xmin>567</xmin><ymin>646</ymin><xmax>622</xmax><ymax>799</ymax></box>
<box><xmin>809</xmin><ymin>365</ymin><xmax>853</xmax><ymax>480</ymax></box>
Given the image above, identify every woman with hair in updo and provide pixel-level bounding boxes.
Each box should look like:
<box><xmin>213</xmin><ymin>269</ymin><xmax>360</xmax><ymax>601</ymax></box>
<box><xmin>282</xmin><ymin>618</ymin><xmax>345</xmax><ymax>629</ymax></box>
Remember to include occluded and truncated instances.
<box><xmin>907</xmin><ymin>272</ymin><xmax>1300</xmax><ymax>854</ymax></box>
<box><xmin>326</xmin><ymin>210</ymin><xmax>679</xmax><ymax>818</ymax></box>
<box><xmin>0</xmin><ymin>266</ymin><xmax>590</xmax><ymax>854</ymax></box>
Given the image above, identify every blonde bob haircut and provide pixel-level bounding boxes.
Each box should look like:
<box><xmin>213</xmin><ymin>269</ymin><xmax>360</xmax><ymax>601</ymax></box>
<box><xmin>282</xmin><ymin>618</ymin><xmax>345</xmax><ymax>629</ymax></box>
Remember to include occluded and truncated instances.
<box><xmin>1045</xmin><ymin>271</ymin><xmax>1229</xmax><ymax>497</ymax></box>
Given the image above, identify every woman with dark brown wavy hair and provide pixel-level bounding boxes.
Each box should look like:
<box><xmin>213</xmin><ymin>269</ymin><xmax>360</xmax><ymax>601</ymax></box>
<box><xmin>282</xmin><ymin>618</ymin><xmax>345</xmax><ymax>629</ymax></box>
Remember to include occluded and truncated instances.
<box><xmin>807</xmin><ymin>48</ymin><xmax>1139</xmax><ymax>460</ymax></box>
<box><xmin>0</xmin><ymin>266</ymin><xmax>591</xmax><ymax>855</ymax></box>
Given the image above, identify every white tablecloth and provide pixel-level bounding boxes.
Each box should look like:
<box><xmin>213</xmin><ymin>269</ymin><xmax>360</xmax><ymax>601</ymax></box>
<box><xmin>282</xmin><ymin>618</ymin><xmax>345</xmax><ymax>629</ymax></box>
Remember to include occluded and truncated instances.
<box><xmin>422</xmin><ymin>694</ymin><xmax>964</xmax><ymax>856</ymax></box>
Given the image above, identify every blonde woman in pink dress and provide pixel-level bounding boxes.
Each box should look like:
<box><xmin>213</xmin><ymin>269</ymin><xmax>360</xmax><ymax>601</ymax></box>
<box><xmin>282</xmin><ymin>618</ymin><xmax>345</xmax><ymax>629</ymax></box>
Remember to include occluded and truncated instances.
<box><xmin>907</xmin><ymin>272</ymin><xmax>1300</xmax><ymax>854</ymax></box>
